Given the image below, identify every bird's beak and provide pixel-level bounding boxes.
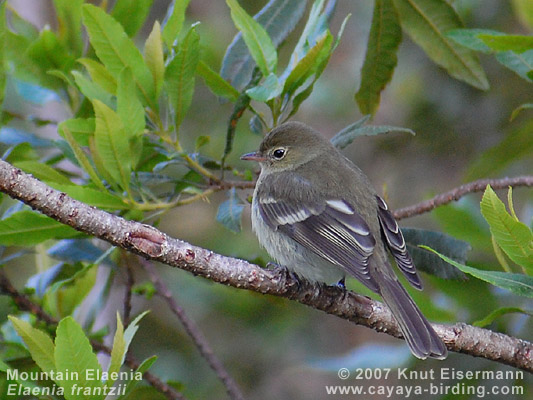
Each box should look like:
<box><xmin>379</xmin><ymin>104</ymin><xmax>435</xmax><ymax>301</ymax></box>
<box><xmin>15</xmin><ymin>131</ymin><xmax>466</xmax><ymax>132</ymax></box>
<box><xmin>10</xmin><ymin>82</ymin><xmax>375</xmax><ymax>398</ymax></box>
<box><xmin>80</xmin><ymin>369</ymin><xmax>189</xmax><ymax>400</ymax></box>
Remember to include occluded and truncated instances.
<box><xmin>240</xmin><ymin>151</ymin><xmax>267</xmax><ymax>162</ymax></box>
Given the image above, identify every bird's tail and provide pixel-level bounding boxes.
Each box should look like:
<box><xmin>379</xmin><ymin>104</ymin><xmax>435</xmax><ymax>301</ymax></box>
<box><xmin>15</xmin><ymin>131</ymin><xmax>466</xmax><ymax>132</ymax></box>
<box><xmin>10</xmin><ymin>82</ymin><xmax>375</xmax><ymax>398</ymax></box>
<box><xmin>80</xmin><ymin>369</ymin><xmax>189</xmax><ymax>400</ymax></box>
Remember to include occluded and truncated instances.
<box><xmin>378</xmin><ymin>272</ymin><xmax>447</xmax><ymax>360</ymax></box>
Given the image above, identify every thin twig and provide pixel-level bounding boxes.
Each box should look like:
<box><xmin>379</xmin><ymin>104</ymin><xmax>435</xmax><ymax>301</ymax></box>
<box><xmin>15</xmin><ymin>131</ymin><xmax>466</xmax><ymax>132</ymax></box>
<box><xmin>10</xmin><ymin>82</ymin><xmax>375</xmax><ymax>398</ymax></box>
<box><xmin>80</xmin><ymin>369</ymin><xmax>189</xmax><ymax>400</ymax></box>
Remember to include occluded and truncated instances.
<box><xmin>123</xmin><ymin>259</ymin><xmax>135</xmax><ymax>327</ymax></box>
<box><xmin>393</xmin><ymin>176</ymin><xmax>533</xmax><ymax>220</ymax></box>
<box><xmin>0</xmin><ymin>269</ymin><xmax>186</xmax><ymax>400</ymax></box>
<box><xmin>141</xmin><ymin>259</ymin><xmax>245</xmax><ymax>400</ymax></box>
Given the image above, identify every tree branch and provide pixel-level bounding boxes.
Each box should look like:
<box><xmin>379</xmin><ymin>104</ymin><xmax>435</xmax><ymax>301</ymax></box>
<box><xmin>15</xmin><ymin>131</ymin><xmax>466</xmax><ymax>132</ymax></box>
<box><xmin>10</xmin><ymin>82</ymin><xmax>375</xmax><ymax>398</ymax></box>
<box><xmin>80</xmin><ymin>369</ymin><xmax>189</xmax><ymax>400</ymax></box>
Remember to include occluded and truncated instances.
<box><xmin>393</xmin><ymin>176</ymin><xmax>533</xmax><ymax>220</ymax></box>
<box><xmin>141</xmin><ymin>259</ymin><xmax>245</xmax><ymax>400</ymax></box>
<box><xmin>0</xmin><ymin>160</ymin><xmax>531</xmax><ymax>372</ymax></box>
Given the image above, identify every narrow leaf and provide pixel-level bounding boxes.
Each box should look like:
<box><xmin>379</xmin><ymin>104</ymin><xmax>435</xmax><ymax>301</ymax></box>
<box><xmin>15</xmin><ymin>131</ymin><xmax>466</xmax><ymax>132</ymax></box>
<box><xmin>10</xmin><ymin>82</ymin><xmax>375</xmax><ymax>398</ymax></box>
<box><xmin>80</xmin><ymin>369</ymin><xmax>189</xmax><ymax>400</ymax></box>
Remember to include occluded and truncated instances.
<box><xmin>13</xmin><ymin>160</ymin><xmax>72</xmax><ymax>185</ymax></box>
<box><xmin>510</xmin><ymin>103</ymin><xmax>533</xmax><ymax>121</ymax></box>
<box><xmin>78</xmin><ymin>58</ymin><xmax>117</xmax><ymax>94</ymax></box>
<box><xmin>494</xmin><ymin>50</ymin><xmax>533</xmax><ymax>82</ymax></box>
<box><xmin>480</xmin><ymin>185</ymin><xmax>533</xmax><ymax>271</ymax></box>
<box><xmin>478</xmin><ymin>34</ymin><xmax>533</xmax><ymax>53</ymax></box>
<box><xmin>402</xmin><ymin>228</ymin><xmax>469</xmax><ymax>279</ymax></box>
<box><xmin>283</xmin><ymin>32</ymin><xmax>332</xmax><ymax>95</ymax></box>
<box><xmin>165</xmin><ymin>26</ymin><xmax>200</xmax><ymax>129</ymax></box>
<box><xmin>57</xmin><ymin>117</ymin><xmax>95</xmax><ymax>147</ymax></box>
<box><xmin>331</xmin><ymin>119</ymin><xmax>414</xmax><ymax>149</ymax></box>
<box><xmin>467</xmin><ymin>119</ymin><xmax>533</xmax><ymax>179</ymax></box>
<box><xmin>393</xmin><ymin>0</ymin><xmax>489</xmax><ymax>90</ymax></box>
<box><xmin>72</xmin><ymin>70</ymin><xmax>114</xmax><ymax>106</ymax></box>
<box><xmin>53</xmin><ymin>0</ymin><xmax>84</xmax><ymax>56</ymax></box>
<box><xmin>60</xmin><ymin>126</ymin><xmax>107</xmax><ymax>191</ymax></box>
<box><xmin>246</xmin><ymin>72</ymin><xmax>282</xmax><ymax>101</ymax></box>
<box><xmin>107</xmin><ymin>313</ymin><xmax>126</xmax><ymax>387</ymax></box>
<box><xmin>422</xmin><ymin>246</ymin><xmax>533</xmax><ymax>298</ymax></box>
<box><xmin>0</xmin><ymin>211</ymin><xmax>79</xmax><ymax>246</ymax></box>
<box><xmin>50</xmin><ymin>184</ymin><xmax>129</xmax><ymax>210</ymax></box>
<box><xmin>124</xmin><ymin>355</ymin><xmax>157</xmax><ymax>394</ymax></box>
<box><xmin>93</xmin><ymin>100</ymin><xmax>132</xmax><ymax>191</ymax></box>
<box><xmin>162</xmin><ymin>0</ymin><xmax>192</xmax><ymax>49</ymax></box>
<box><xmin>111</xmin><ymin>0</ymin><xmax>153</xmax><ymax>37</ymax></box>
<box><xmin>197</xmin><ymin>60</ymin><xmax>239</xmax><ymax>101</ymax></box>
<box><xmin>216</xmin><ymin>188</ymin><xmax>245</xmax><ymax>233</ymax></box>
<box><xmin>356</xmin><ymin>0</ymin><xmax>402</xmax><ymax>115</ymax></box>
<box><xmin>144</xmin><ymin>21</ymin><xmax>165</xmax><ymax>98</ymax></box>
<box><xmin>55</xmin><ymin>317</ymin><xmax>105</xmax><ymax>399</ymax></box>
<box><xmin>473</xmin><ymin>307</ymin><xmax>533</xmax><ymax>327</ymax></box>
<box><xmin>8</xmin><ymin>316</ymin><xmax>56</xmax><ymax>374</ymax></box>
<box><xmin>221</xmin><ymin>0</ymin><xmax>306</xmax><ymax>91</ymax></box>
<box><xmin>117</xmin><ymin>67</ymin><xmax>145</xmax><ymax>138</ymax></box>
<box><xmin>82</xmin><ymin>4</ymin><xmax>155</xmax><ymax>106</ymax></box>
<box><xmin>226</xmin><ymin>0</ymin><xmax>277</xmax><ymax>76</ymax></box>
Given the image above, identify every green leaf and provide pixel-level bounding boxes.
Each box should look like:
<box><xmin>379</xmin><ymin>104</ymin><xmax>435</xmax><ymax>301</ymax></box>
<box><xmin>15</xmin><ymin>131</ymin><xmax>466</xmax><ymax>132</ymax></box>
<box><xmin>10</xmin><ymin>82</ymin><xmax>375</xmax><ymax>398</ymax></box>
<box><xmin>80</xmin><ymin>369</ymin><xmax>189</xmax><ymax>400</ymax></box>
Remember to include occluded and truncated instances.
<box><xmin>283</xmin><ymin>32</ymin><xmax>333</xmax><ymax>95</ymax></box>
<box><xmin>216</xmin><ymin>188</ymin><xmax>245</xmax><ymax>233</ymax></box>
<box><xmin>60</xmin><ymin>126</ymin><xmax>107</xmax><ymax>191</ymax></box>
<box><xmin>25</xmin><ymin>28</ymin><xmax>75</xmax><ymax>89</ymax></box>
<box><xmin>0</xmin><ymin>2</ymin><xmax>6</xmax><ymax>109</ymax></box>
<box><xmin>111</xmin><ymin>0</ymin><xmax>153</xmax><ymax>37</ymax></box>
<box><xmin>49</xmin><ymin>264</ymin><xmax>97</xmax><ymax>318</ymax></box>
<box><xmin>117</xmin><ymin>67</ymin><xmax>145</xmax><ymax>138</ymax></box>
<box><xmin>494</xmin><ymin>50</ymin><xmax>533</xmax><ymax>82</ymax></box>
<box><xmin>8</xmin><ymin>316</ymin><xmax>56</xmax><ymax>374</ymax></box>
<box><xmin>512</xmin><ymin>0</ymin><xmax>533</xmax><ymax>30</ymax></box>
<box><xmin>123</xmin><ymin>311</ymin><xmax>149</xmax><ymax>354</ymax></box>
<box><xmin>355</xmin><ymin>0</ymin><xmax>402</xmax><ymax>116</ymax></box>
<box><xmin>510</xmin><ymin>103</ymin><xmax>533</xmax><ymax>121</ymax></box>
<box><xmin>53</xmin><ymin>0</ymin><xmax>84</xmax><ymax>56</ymax></box>
<box><xmin>478</xmin><ymin>34</ymin><xmax>533</xmax><ymax>54</ymax></box>
<box><xmin>144</xmin><ymin>21</ymin><xmax>165</xmax><ymax>98</ymax></box>
<box><xmin>13</xmin><ymin>160</ymin><xmax>72</xmax><ymax>185</ymax></box>
<box><xmin>221</xmin><ymin>0</ymin><xmax>306</xmax><ymax>91</ymax></box>
<box><xmin>331</xmin><ymin>117</ymin><xmax>414</xmax><ymax>149</ymax></box>
<box><xmin>196</xmin><ymin>60</ymin><xmax>239</xmax><ymax>101</ymax></box>
<box><xmin>392</xmin><ymin>0</ymin><xmax>489</xmax><ymax>90</ymax></box>
<box><xmin>422</xmin><ymin>246</ymin><xmax>533</xmax><ymax>298</ymax></box>
<box><xmin>55</xmin><ymin>317</ymin><xmax>105</xmax><ymax>400</ymax></box>
<box><xmin>0</xmin><ymin>211</ymin><xmax>78</xmax><ymax>246</ymax></box>
<box><xmin>226</xmin><ymin>0</ymin><xmax>277</xmax><ymax>77</ymax></box>
<box><xmin>165</xmin><ymin>25</ymin><xmax>200</xmax><ymax>129</ymax></box>
<box><xmin>78</xmin><ymin>58</ymin><xmax>117</xmax><ymax>94</ymax></box>
<box><xmin>82</xmin><ymin>4</ymin><xmax>155</xmax><ymax>107</ymax></box>
<box><xmin>473</xmin><ymin>307</ymin><xmax>533</xmax><ymax>327</ymax></box>
<box><xmin>124</xmin><ymin>355</ymin><xmax>157</xmax><ymax>394</ymax></box>
<box><xmin>467</xmin><ymin>119</ymin><xmax>533</xmax><ymax>179</ymax></box>
<box><xmin>480</xmin><ymin>185</ymin><xmax>533</xmax><ymax>271</ymax></box>
<box><xmin>446</xmin><ymin>28</ymin><xmax>502</xmax><ymax>53</ymax></box>
<box><xmin>93</xmin><ymin>100</ymin><xmax>132</xmax><ymax>191</ymax></box>
<box><xmin>50</xmin><ymin>184</ymin><xmax>129</xmax><ymax>210</ymax></box>
<box><xmin>402</xmin><ymin>228</ymin><xmax>469</xmax><ymax>279</ymax></box>
<box><xmin>107</xmin><ymin>313</ymin><xmax>125</xmax><ymax>387</ymax></box>
<box><xmin>72</xmin><ymin>70</ymin><xmax>114</xmax><ymax>106</ymax></box>
<box><xmin>58</xmin><ymin>118</ymin><xmax>95</xmax><ymax>146</ymax></box>
<box><xmin>195</xmin><ymin>135</ymin><xmax>210</xmax><ymax>150</ymax></box>
<box><xmin>433</xmin><ymin>199</ymin><xmax>492</xmax><ymax>252</ymax></box>
<box><xmin>246</xmin><ymin>72</ymin><xmax>282</xmax><ymax>101</ymax></box>
<box><xmin>162</xmin><ymin>0</ymin><xmax>192</xmax><ymax>49</ymax></box>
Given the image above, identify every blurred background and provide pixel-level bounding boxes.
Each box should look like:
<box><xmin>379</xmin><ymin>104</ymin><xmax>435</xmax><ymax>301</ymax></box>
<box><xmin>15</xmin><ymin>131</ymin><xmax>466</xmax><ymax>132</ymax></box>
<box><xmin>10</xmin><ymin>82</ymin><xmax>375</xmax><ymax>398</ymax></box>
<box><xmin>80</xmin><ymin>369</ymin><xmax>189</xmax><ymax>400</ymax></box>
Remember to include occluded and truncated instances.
<box><xmin>4</xmin><ymin>0</ymin><xmax>533</xmax><ymax>399</ymax></box>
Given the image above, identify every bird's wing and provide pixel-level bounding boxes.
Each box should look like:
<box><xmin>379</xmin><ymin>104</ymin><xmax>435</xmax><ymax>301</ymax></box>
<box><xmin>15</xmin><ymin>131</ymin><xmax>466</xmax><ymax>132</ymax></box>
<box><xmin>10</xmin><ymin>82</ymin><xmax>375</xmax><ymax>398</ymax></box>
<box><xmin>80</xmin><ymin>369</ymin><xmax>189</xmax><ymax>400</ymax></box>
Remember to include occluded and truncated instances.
<box><xmin>258</xmin><ymin>197</ymin><xmax>379</xmax><ymax>291</ymax></box>
<box><xmin>375</xmin><ymin>196</ymin><xmax>422</xmax><ymax>290</ymax></box>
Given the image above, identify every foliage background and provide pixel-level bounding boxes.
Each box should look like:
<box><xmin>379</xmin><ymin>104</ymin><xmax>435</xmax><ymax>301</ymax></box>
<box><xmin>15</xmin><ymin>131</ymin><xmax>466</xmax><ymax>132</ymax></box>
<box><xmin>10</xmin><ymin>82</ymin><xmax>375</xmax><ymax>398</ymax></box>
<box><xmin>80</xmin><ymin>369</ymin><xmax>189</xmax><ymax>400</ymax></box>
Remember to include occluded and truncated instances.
<box><xmin>0</xmin><ymin>0</ymin><xmax>531</xmax><ymax>399</ymax></box>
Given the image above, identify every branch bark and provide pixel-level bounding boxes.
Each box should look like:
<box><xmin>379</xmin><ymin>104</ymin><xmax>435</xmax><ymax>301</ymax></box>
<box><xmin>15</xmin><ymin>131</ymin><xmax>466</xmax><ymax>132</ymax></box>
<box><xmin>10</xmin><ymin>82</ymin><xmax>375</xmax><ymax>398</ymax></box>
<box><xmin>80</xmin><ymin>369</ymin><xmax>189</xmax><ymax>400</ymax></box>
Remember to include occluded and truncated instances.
<box><xmin>0</xmin><ymin>159</ymin><xmax>531</xmax><ymax>372</ymax></box>
<box><xmin>393</xmin><ymin>176</ymin><xmax>533</xmax><ymax>220</ymax></box>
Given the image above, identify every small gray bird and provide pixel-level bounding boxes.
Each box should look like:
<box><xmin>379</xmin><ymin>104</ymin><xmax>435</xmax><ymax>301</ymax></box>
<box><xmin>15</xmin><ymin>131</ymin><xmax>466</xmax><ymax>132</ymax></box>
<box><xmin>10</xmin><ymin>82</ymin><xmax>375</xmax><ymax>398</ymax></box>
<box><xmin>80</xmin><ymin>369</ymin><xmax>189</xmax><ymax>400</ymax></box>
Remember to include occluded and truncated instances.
<box><xmin>241</xmin><ymin>121</ymin><xmax>447</xmax><ymax>360</ymax></box>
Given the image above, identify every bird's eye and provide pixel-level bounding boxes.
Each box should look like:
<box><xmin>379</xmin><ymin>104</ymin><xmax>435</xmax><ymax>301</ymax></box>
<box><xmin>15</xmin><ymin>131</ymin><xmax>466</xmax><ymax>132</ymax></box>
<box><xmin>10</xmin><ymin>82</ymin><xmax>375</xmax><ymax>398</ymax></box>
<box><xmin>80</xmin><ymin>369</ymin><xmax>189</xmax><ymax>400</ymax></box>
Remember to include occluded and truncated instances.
<box><xmin>272</xmin><ymin>148</ymin><xmax>286</xmax><ymax>160</ymax></box>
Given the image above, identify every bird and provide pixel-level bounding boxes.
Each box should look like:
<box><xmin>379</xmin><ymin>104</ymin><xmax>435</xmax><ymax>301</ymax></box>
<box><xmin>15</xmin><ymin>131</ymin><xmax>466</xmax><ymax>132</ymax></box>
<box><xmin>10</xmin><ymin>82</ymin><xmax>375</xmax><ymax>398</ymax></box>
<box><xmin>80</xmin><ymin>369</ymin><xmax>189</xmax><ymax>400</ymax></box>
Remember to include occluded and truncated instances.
<box><xmin>240</xmin><ymin>121</ymin><xmax>447</xmax><ymax>360</ymax></box>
